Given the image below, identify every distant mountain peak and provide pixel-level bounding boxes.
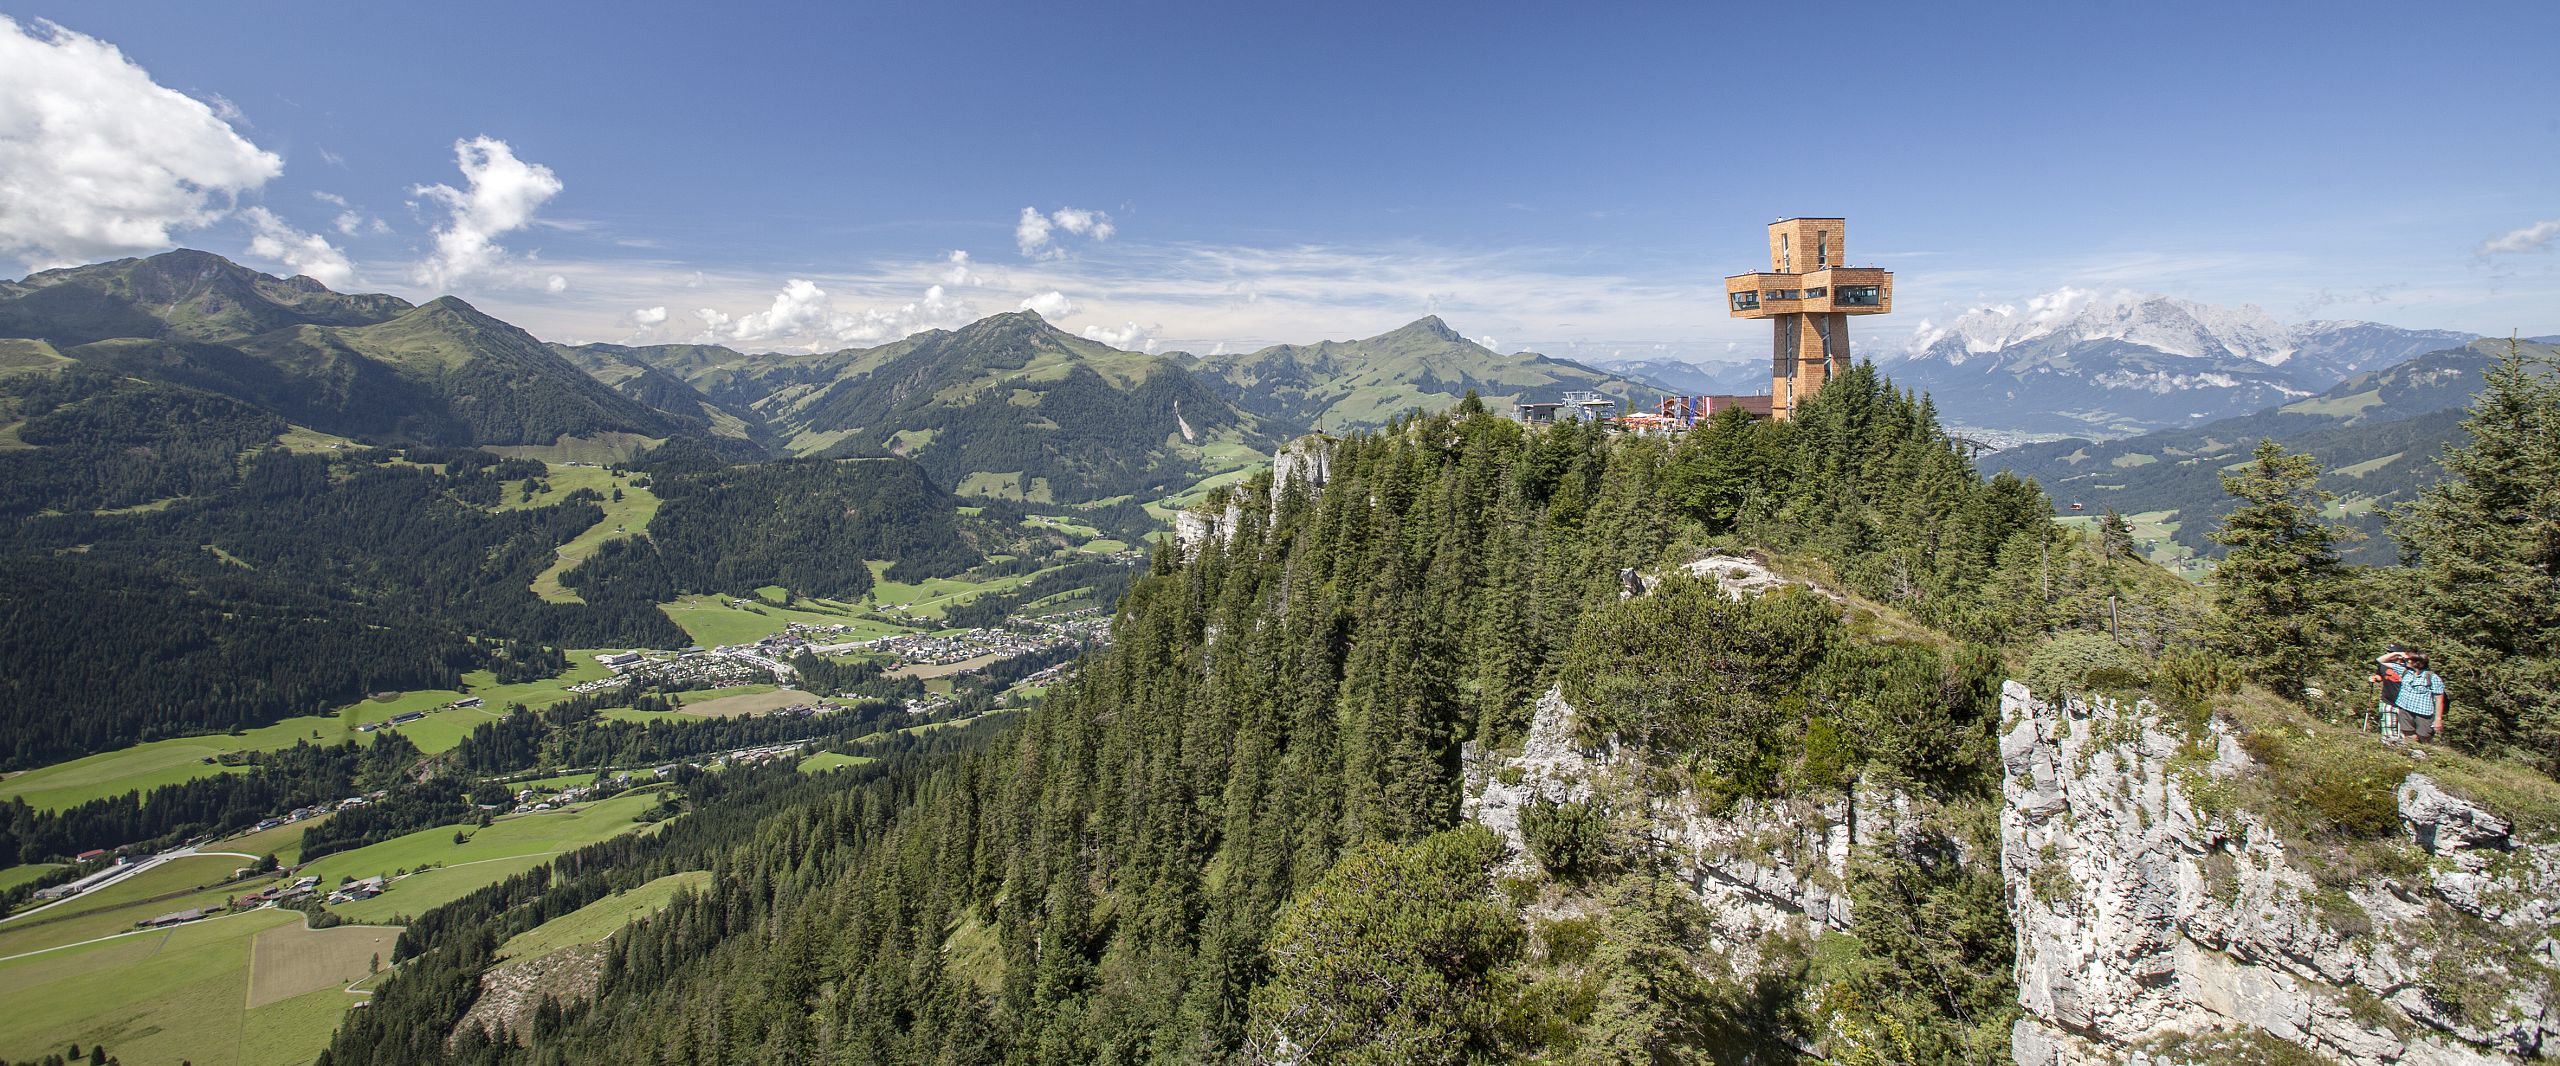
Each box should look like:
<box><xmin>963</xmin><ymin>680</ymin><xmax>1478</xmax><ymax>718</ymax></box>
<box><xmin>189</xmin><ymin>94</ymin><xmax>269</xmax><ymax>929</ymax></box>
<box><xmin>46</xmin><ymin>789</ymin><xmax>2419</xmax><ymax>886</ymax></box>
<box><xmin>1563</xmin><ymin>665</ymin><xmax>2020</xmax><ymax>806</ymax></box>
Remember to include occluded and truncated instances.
<box><xmin>1903</xmin><ymin>288</ymin><xmax>2301</xmax><ymax>367</ymax></box>
<box><xmin>1384</xmin><ymin>315</ymin><xmax>1465</xmax><ymax>343</ymax></box>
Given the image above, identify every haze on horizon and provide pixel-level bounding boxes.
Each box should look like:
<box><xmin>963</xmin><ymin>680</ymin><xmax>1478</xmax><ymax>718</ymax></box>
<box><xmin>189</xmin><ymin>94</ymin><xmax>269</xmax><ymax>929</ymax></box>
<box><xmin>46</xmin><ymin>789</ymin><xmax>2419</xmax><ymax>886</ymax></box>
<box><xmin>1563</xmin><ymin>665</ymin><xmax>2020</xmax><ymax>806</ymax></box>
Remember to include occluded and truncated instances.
<box><xmin>2</xmin><ymin>1</ymin><xmax>2556</xmax><ymax>362</ymax></box>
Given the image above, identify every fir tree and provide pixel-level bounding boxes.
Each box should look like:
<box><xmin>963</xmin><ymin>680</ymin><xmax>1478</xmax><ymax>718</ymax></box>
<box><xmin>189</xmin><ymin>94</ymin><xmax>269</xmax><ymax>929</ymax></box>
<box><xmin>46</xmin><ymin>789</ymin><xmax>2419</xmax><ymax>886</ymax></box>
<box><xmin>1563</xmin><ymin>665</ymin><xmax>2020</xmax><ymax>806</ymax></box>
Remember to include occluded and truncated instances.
<box><xmin>2208</xmin><ymin>439</ymin><xmax>2355</xmax><ymax>701</ymax></box>
<box><xmin>2392</xmin><ymin>338</ymin><xmax>2560</xmax><ymax>767</ymax></box>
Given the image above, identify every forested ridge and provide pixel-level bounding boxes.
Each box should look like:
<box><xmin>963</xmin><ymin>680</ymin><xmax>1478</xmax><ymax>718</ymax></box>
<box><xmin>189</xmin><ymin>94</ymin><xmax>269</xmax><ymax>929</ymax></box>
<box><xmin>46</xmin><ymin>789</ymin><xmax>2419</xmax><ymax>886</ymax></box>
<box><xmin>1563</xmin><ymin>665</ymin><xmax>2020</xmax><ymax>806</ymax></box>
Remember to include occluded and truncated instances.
<box><xmin>327</xmin><ymin>370</ymin><xmax>2173</xmax><ymax>1065</ymax></box>
<box><xmin>0</xmin><ymin>372</ymin><xmax>1000</xmax><ymax>768</ymax></box>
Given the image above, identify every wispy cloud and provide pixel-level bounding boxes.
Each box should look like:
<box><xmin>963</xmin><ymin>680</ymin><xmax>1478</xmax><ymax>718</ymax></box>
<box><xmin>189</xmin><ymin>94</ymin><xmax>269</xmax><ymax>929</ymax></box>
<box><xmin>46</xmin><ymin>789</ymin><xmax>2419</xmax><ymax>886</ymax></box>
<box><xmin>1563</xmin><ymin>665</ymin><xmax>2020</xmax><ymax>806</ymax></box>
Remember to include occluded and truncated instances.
<box><xmin>2478</xmin><ymin>218</ymin><xmax>2560</xmax><ymax>257</ymax></box>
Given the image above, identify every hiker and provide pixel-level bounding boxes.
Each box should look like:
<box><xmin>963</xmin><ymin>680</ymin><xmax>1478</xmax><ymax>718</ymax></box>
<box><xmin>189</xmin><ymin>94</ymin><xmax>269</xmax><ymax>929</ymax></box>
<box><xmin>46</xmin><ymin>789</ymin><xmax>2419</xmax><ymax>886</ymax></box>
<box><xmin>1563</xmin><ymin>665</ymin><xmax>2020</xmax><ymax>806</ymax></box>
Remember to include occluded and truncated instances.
<box><xmin>2370</xmin><ymin>646</ymin><xmax>2406</xmax><ymax>741</ymax></box>
<box><xmin>2379</xmin><ymin>649</ymin><xmax>2447</xmax><ymax>743</ymax></box>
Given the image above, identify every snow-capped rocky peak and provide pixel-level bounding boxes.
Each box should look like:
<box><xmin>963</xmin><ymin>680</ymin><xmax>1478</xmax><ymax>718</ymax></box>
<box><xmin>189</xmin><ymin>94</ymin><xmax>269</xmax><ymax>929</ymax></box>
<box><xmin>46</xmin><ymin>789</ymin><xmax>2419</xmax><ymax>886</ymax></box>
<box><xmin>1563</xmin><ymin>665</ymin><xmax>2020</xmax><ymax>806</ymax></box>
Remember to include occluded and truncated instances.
<box><xmin>1902</xmin><ymin>289</ymin><xmax>2301</xmax><ymax>366</ymax></box>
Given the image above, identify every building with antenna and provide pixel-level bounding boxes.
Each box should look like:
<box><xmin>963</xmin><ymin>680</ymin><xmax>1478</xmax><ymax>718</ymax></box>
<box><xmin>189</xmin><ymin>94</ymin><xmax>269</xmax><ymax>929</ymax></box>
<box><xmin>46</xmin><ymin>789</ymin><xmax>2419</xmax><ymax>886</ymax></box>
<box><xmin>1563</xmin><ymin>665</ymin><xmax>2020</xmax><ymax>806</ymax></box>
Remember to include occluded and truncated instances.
<box><xmin>1725</xmin><ymin>218</ymin><xmax>1893</xmax><ymax>420</ymax></box>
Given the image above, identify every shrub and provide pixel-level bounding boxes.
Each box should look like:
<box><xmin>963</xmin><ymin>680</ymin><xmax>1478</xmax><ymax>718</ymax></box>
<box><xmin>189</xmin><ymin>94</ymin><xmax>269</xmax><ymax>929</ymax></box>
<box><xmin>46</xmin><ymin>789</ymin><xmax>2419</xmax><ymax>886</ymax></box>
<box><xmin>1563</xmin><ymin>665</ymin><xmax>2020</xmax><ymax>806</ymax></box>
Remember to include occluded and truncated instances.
<box><xmin>2026</xmin><ymin>633</ymin><xmax>2148</xmax><ymax>698</ymax></box>
<box><xmin>1520</xmin><ymin>795</ymin><xmax>1611</xmax><ymax>882</ymax></box>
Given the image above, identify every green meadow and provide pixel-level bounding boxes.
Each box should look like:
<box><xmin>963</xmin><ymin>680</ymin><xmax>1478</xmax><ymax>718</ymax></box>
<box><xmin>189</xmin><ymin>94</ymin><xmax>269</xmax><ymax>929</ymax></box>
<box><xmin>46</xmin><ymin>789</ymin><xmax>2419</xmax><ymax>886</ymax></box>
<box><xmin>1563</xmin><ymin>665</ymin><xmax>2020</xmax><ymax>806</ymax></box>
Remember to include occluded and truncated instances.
<box><xmin>0</xmin><ymin>906</ymin><xmax>352</xmax><ymax>1066</ymax></box>
<box><xmin>2</xmin><ymin>657</ymin><xmax>619</xmax><ymax>812</ymax></box>
<box><xmin>496</xmin><ymin>870</ymin><xmax>710</xmax><ymax>961</ymax></box>
<box><xmin>300</xmin><ymin>791</ymin><xmax>666</xmax><ymax>923</ymax></box>
<box><xmin>499</xmin><ymin>463</ymin><xmax>663</xmax><ymax>603</ymax></box>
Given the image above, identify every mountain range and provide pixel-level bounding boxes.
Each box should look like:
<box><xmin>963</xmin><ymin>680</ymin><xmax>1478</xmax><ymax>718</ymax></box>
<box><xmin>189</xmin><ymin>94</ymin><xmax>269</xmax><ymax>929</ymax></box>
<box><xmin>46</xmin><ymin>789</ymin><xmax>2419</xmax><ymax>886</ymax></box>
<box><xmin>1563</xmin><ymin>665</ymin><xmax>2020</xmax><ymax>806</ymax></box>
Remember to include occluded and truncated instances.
<box><xmin>1988</xmin><ymin>336</ymin><xmax>2555</xmax><ymax>567</ymax></box>
<box><xmin>0</xmin><ymin>251</ymin><xmax>697</xmax><ymax>450</ymax></box>
<box><xmin>1883</xmin><ymin>289</ymin><xmax>2475</xmax><ymax>437</ymax></box>
<box><xmin>0</xmin><ymin>250</ymin><xmax>1675</xmax><ymax>508</ymax></box>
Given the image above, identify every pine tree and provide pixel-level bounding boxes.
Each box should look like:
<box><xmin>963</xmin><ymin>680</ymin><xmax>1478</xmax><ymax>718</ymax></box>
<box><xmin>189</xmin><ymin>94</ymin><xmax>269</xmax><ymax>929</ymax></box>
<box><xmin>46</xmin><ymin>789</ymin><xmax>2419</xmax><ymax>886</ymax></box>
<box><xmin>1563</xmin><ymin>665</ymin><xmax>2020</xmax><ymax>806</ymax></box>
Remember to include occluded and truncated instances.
<box><xmin>2392</xmin><ymin>338</ymin><xmax>2560</xmax><ymax>767</ymax></box>
<box><xmin>2097</xmin><ymin>508</ymin><xmax>2135</xmax><ymax>563</ymax></box>
<box><xmin>2209</xmin><ymin>439</ymin><xmax>2355</xmax><ymax>701</ymax></box>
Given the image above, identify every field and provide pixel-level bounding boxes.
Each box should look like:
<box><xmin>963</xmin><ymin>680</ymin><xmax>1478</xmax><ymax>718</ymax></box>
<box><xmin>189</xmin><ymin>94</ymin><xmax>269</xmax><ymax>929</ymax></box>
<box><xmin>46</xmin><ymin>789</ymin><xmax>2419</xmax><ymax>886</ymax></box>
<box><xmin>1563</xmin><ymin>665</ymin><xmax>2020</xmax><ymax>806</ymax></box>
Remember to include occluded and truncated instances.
<box><xmin>496</xmin><ymin>871</ymin><xmax>710</xmax><ymax>961</ymax></box>
<box><xmin>501</xmin><ymin>464</ymin><xmax>663</xmax><ymax>603</ymax></box>
<box><xmin>244</xmin><ymin>919</ymin><xmax>400</xmax><ymax>1007</ymax></box>
<box><xmin>0</xmin><ymin>864</ymin><xmax>63</xmax><ymax>893</ymax></box>
<box><xmin>0</xmin><ymin>906</ymin><xmax>366</xmax><ymax>1066</ymax></box>
<box><xmin>677</xmin><ymin>688</ymin><xmax>822</xmax><ymax>718</ymax></box>
<box><xmin>797</xmin><ymin>752</ymin><xmax>875</xmax><ymax>774</ymax></box>
<box><xmin>0</xmin><ymin>855</ymin><xmax>273</xmax><ymax>958</ymax></box>
<box><xmin>299</xmin><ymin>791</ymin><xmax>666</xmax><ymax>923</ymax></box>
<box><xmin>217</xmin><ymin>818</ymin><xmax>326</xmax><ymax>867</ymax></box>
<box><xmin>659</xmin><ymin>593</ymin><xmax>880</xmax><ymax>647</ymax></box>
<box><xmin>2</xmin><ymin>657</ymin><xmax>622</xmax><ymax>812</ymax></box>
<box><xmin>861</xmin><ymin>561</ymin><xmax>1059</xmax><ymax>621</ymax></box>
<box><xmin>889</xmin><ymin>651</ymin><xmax>1011</xmax><ymax>680</ymax></box>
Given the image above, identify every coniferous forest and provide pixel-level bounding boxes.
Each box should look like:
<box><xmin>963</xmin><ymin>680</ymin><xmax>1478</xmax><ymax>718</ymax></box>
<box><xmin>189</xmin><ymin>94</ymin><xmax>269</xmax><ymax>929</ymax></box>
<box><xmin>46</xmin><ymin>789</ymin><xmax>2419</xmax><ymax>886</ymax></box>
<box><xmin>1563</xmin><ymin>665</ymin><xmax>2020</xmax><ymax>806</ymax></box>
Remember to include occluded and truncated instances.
<box><xmin>326</xmin><ymin>371</ymin><xmax>2167</xmax><ymax>1065</ymax></box>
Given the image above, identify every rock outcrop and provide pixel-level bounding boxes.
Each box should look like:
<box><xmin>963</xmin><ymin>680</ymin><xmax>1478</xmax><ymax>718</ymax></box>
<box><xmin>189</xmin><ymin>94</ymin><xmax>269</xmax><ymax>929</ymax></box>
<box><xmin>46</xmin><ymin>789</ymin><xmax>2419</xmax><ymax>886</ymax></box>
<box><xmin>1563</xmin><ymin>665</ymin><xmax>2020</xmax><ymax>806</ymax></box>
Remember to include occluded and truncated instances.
<box><xmin>1464</xmin><ymin>683</ymin><xmax>1878</xmax><ymax>965</ymax></box>
<box><xmin>2001</xmin><ymin>681</ymin><xmax>2559</xmax><ymax>1065</ymax></box>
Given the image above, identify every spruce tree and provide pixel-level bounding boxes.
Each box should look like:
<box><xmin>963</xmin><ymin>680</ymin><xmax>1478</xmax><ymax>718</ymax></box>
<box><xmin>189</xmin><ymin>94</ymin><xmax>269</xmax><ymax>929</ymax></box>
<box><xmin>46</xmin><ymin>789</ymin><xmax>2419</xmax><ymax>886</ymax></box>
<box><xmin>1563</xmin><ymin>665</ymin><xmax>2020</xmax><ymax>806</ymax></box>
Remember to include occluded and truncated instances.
<box><xmin>2208</xmin><ymin>439</ymin><xmax>2354</xmax><ymax>701</ymax></box>
<box><xmin>2392</xmin><ymin>338</ymin><xmax>2560</xmax><ymax>767</ymax></box>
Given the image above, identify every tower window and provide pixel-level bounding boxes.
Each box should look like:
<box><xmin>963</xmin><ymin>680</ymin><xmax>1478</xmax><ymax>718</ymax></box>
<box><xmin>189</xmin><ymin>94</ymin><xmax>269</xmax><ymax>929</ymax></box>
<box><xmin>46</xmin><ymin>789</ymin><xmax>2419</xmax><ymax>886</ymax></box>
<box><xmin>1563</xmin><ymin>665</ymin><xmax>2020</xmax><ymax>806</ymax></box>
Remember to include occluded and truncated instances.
<box><xmin>1817</xmin><ymin>231</ymin><xmax>1828</xmax><ymax>268</ymax></box>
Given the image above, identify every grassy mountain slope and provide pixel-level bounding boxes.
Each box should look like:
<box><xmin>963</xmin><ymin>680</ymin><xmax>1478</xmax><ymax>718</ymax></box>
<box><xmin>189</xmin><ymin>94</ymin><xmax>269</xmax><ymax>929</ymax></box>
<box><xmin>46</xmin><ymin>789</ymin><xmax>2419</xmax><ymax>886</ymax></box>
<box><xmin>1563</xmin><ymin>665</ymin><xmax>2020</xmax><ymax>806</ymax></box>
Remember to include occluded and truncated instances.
<box><xmin>1991</xmin><ymin>337</ymin><xmax>2556</xmax><ymax>565</ymax></box>
<box><xmin>1177</xmin><ymin>315</ymin><xmax>1659</xmax><ymax>432</ymax></box>
<box><xmin>0</xmin><ymin>252</ymin><xmax>689</xmax><ymax>452</ymax></box>
<box><xmin>568</xmin><ymin>315</ymin><xmax>1274</xmax><ymax>505</ymax></box>
<box><xmin>556</xmin><ymin>343</ymin><xmax>778</xmax><ymax>451</ymax></box>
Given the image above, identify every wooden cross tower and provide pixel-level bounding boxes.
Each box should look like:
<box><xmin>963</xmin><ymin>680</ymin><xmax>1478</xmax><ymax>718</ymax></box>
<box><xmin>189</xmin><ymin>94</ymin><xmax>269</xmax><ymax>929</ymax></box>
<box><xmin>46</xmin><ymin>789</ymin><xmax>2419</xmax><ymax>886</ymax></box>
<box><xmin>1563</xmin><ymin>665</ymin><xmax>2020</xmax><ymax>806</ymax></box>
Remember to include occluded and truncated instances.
<box><xmin>1724</xmin><ymin>218</ymin><xmax>1893</xmax><ymax>420</ymax></box>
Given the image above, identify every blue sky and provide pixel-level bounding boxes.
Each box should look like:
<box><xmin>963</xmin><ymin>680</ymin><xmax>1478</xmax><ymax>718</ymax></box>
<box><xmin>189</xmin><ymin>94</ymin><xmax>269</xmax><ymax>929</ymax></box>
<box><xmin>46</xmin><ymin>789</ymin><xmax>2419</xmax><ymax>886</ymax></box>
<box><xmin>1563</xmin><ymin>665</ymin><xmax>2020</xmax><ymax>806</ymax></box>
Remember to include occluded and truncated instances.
<box><xmin>3</xmin><ymin>1</ymin><xmax>2556</xmax><ymax>361</ymax></box>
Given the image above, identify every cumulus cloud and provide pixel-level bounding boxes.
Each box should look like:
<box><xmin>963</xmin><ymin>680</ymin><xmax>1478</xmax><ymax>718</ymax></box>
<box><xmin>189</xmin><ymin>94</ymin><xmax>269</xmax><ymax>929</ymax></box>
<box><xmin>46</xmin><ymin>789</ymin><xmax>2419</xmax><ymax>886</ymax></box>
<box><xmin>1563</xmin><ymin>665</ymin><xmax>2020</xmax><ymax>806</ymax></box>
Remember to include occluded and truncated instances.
<box><xmin>0</xmin><ymin>16</ymin><xmax>283</xmax><ymax>267</ymax></box>
<box><xmin>943</xmin><ymin>250</ymin><xmax>983</xmax><ymax>286</ymax></box>
<box><xmin>709</xmin><ymin>278</ymin><xmax>980</xmax><ymax>352</ymax></box>
<box><xmin>239</xmin><ymin>207</ymin><xmax>356</xmax><ymax>288</ymax></box>
<box><xmin>1016</xmin><ymin>205</ymin><xmax>1115</xmax><ymax>259</ymax></box>
<box><xmin>1018</xmin><ymin>290</ymin><xmax>1078</xmax><ymax>319</ymax></box>
<box><xmin>628</xmin><ymin>306</ymin><xmax>668</xmax><ymax>327</ymax></box>
<box><xmin>1081</xmin><ymin>320</ymin><xmax>1158</xmax><ymax>352</ymax></box>
<box><xmin>314</xmin><ymin>191</ymin><xmax>388</xmax><ymax>237</ymax></box>
<box><xmin>546</xmin><ymin>274</ymin><xmax>568</xmax><ymax>294</ymax></box>
<box><xmin>2478</xmin><ymin>219</ymin><xmax>2560</xmax><ymax>257</ymax></box>
<box><xmin>411</xmin><ymin>136</ymin><xmax>563</xmax><ymax>290</ymax></box>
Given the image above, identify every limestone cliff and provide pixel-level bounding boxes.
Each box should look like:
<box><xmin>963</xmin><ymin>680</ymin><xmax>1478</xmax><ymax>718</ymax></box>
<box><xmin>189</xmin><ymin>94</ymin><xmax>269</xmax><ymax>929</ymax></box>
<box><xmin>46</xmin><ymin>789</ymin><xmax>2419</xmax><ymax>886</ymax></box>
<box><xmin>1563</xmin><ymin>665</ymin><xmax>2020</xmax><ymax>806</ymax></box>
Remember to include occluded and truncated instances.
<box><xmin>2001</xmin><ymin>681</ymin><xmax>2559</xmax><ymax>1064</ymax></box>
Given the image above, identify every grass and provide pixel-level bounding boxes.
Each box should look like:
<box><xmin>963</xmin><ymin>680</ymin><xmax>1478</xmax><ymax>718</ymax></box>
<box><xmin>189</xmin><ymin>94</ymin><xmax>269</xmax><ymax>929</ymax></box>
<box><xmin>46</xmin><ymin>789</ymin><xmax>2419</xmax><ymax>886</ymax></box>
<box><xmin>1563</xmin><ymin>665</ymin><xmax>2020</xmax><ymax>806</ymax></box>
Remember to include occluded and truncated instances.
<box><xmin>797</xmin><ymin>752</ymin><xmax>875</xmax><ymax>774</ymax></box>
<box><xmin>677</xmin><ymin>688</ymin><xmax>822</xmax><ymax>718</ymax></box>
<box><xmin>0</xmin><ymin>865</ymin><xmax>63</xmax><ymax>894</ymax></box>
<box><xmin>300</xmin><ymin>791</ymin><xmax>666</xmax><ymax>923</ymax></box>
<box><xmin>1</xmin><ymin>657</ymin><xmax>621</xmax><ymax>811</ymax></box>
<box><xmin>0</xmin><ymin>856</ymin><xmax>278</xmax><ymax>959</ymax></box>
<box><xmin>219</xmin><ymin>818</ymin><xmax>324</xmax><ymax>867</ymax></box>
<box><xmin>862</xmin><ymin>560</ymin><xmax>1057</xmax><ymax>621</ymax></box>
<box><xmin>496</xmin><ymin>871</ymin><xmax>710</xmax><ymax>961</ymax></box>
<box><xmin>505</xmin><ymin>464</ymin><xmax>662</xmax><ymax>603</ymax></box>
<box><xmin>0</xmin><ymin>906</ymin><xmax>325</xmax><ymax>1066</ymax></box>
<box><xmin>659</xmin><ymin>593</ymin><xmax>872</xmax><ymax>647</ymax></box>
<box><xmin>244</xmin><ymin>919</ymin><xmax>400</xmax><ymax>1007</ymax></box>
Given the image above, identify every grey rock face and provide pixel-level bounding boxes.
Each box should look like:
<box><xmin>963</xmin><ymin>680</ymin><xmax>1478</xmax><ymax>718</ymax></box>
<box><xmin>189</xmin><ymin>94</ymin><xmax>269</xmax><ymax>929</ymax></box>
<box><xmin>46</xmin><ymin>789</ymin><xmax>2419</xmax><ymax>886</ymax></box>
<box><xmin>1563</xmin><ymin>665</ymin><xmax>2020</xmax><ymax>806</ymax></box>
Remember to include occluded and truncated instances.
<box><xmin>2001</xmin><ymin>681</ymin><xmax>2556</xmax><ymax>1065</ymax></box>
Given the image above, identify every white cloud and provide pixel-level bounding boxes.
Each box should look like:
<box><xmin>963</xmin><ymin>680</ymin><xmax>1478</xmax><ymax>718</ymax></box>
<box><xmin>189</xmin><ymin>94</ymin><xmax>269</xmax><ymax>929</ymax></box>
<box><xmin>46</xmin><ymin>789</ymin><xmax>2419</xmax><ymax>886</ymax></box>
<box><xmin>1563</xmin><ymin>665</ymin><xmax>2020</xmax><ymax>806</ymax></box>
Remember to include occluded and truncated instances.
<box><xmin>1019</xmin><ymin>290</ymin><xmax>1078</xmax><ymax>319</ymax></box>
<box><xmin>1015</xmin><ymin>205</ymin><xmax>1115</xmax><ymax>259</ymax></box>
<box><xmin>1477</xmin><ymin>335</ymin><xmax>1499</xmax><ymax>352</ymax></box>
<box><xmin>713</xmin><ymin>277</ymin><xmax>980</xmax><ymax>352</ymax></box>
<box><xmin>239</xmin><ymin>207</ymin><xmax>356</xmax><ymax>288</ymax></box>
<box><xmin>546</xmin><ymin>274</ymin><xmax>568</xmax><ymax>294</ymax></box>
<box><xmin>0</xmin><ymin>16</ymin><xmax>283</xmax><ymax>267</ymax></box>
<box><xmin>628</xmin><ymin>306</ymin><xmax>667</xmax><ymax>327</ymax></box>
<box><xmin>1081</xmin><ymin>320</ymin><xmax>1158</xmax><ymax>352</ymax></box>
<box><xmin>1014</xmin><ymin>208</ymin><xmax>1053</xmax><ymax>258</ymax></box>
<box><xmin>943</xmin><ymin>250</ymin><xmax>983</xmax><ymax>286</ymax></box>
<box><xmin>2478</xmin><ymin>219</ymin><xmax>2560</xmax><ymax>257</ymax></box>
<box><xmin>410</xmin><ymin>136</ymin><xmax>563</xmax><ymax>291</ymax></box>
<box><xmin>313</xmin><ymin>191</ymin><xmax>348</xmax><ymax>207</ymax></box>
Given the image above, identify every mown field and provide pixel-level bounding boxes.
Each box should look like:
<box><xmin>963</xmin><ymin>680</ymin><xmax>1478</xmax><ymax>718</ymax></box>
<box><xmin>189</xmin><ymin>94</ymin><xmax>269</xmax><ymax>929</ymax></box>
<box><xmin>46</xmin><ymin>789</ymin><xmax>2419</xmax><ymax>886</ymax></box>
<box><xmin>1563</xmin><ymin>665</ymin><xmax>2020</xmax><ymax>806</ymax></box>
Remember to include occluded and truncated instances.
<box><xmin>796</xmin><ymin>752</ymin><xmax>875</xmax><ymax>774</ymax></box>
<box><xmin>245</xmin><ymin>919</ymin><xmax>400</xmax><ymax>1008</ymax></box>
<box><xmin>0</xmin><ymin>855</ymin><xmax>273</xmax><ymax>958</ymax></box>
<box><xmin>300</xmin><ymin>791</ymin><xmax>666</xmax><ymax>924</ymax></box>
<box><xmin>0</xmin><ymin>906</ymin><xmax>360</xmax><ymax>1066</ymax></box>
<box><xmin>1</xmin><ymin>657</ymin><xmax>620</xmax><ymax>812</ymax></box>
<box><xmin>498</xmin><ymin>463</ymin><xmax>662</xmax><ymax>604</ymax></box>
<box><xmin>496</xmin><ymin>870</ymin><xmax>710</xmax><ymax>961</ymax></box>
